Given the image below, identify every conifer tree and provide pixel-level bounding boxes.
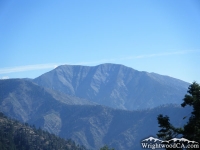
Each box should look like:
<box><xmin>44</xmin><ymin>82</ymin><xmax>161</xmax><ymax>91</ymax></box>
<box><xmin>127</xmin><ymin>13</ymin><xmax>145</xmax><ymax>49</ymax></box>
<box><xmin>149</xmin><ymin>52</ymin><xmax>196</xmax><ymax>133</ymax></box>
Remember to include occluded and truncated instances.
<box><xmin>157</xmin><ymin>82</ymin><xmax>200</xmax><ymax>149</ymax></box>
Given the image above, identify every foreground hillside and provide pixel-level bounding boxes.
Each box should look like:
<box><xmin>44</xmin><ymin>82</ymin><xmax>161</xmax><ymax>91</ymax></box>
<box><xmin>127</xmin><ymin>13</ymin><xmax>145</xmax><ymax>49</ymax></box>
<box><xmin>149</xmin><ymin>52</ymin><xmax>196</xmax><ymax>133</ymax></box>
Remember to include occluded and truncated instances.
<box><xmin>0</xmin><ymin>79</ymin><xmax>191</xmax><ymax>150</ymax></box>
<box><xmin>0</xmin><ymin>112</ymin><xmax>86</xmax><ymax>150</ymax></box>
<box><xmin>34</xmin><ymin>63</ymin><xmax>189</xmax><ymax>110</ymax></box>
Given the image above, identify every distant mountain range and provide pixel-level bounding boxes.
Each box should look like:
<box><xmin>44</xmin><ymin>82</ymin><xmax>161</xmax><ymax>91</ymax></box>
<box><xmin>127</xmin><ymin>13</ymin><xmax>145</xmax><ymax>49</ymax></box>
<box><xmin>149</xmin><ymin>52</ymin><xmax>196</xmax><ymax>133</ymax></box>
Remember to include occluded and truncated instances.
<box><xmin>34</xmin><ymin>63</ymin><xmax>189</xmax><ymax>110</ymax></box>
<box><xmin>0</xmin><ymin>67</ymin><xmax>192</xmax><ymax>150</ymax></box>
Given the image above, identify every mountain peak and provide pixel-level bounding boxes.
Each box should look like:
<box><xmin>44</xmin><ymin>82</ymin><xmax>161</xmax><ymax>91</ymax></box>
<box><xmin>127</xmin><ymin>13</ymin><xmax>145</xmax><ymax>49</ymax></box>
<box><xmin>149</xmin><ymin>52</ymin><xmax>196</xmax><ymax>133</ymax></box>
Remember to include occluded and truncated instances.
<box><xmin>34</xmin><ymin>63</ymin><xmax>189</xmax><ymax>110</ymax></box>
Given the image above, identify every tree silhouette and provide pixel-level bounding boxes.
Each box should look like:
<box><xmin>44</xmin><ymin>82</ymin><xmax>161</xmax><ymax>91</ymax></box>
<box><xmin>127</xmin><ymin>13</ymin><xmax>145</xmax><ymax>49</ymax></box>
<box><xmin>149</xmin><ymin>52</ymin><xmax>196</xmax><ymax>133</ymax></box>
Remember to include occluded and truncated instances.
<box><xmin>157</xmin><ymin>82</ymin><xmax>200</xmax><ymax>149</ymax></box>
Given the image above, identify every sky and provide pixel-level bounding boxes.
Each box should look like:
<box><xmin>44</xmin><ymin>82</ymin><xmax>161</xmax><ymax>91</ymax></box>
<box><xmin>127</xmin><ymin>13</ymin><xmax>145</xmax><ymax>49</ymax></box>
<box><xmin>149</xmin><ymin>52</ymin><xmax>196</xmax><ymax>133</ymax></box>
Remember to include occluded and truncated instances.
<box><xmin>0</xmin><ymin>0</ymin><xmax>200</xmax><ymax>83</ymax></box>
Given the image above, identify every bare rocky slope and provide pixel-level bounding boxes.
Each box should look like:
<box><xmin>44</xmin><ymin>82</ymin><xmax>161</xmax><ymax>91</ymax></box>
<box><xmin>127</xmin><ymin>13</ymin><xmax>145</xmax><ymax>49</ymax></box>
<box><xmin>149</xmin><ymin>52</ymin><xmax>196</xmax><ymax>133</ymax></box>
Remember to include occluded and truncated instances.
<box><xmin>34</xmin><ymin>63</ymin><xmax>189</xmax><ymax>110</ymax></box>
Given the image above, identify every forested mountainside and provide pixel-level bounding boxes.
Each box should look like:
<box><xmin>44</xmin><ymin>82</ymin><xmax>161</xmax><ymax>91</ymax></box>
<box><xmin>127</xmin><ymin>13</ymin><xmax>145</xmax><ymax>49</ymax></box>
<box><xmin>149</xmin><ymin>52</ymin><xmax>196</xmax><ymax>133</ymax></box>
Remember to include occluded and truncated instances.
<box><xmin>0</xmin><ymin>112</ymin><xmax>86</xmax><ymax>150</ymax></box>
<box><xmin>34</xmin><ymin>63</ymin><xmax>189</xmax><ymax>110</ymax></box>
<box><xmin>0</xmin><ymin>79</ymin><xmax>191</xmax><ymax>150</ymax></box>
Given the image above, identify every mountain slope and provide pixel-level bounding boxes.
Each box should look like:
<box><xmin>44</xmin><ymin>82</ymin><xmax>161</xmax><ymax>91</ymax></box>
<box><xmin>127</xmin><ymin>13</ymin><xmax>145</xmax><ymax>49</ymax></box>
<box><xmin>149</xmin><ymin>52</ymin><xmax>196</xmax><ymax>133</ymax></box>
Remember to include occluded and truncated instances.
<box><xmin>34</xmin><ymin>63</ymin><xmax>189</xmax><ymax>110</ymax></box>
<box><xmin>0</xmin><ymin>112</ymin><xmax>86</xmax><ymax>150</ymax></box>
<box><xmin>0</xmin><ymin>79</ymin><xmax>191</xmax><ymax>150</ymax></box>
<box><xmin>0</xmin><ymin>79</ymin><xmax>95</xmax><ymax>122</ymax></box>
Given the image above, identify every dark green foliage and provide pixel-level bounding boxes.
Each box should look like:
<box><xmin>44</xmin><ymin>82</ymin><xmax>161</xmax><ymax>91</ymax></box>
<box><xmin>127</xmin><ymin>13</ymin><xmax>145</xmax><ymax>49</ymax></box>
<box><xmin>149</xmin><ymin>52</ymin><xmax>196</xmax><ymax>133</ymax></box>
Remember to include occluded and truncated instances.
<box><xmin>157</xmin><ymin>115</ymin><xmax>183</xmax><ymax>150</ymax></box>
<box><xmin>0</xmin><ymin>112</ymin><xmax>86</xmax><ymax>150</ymax></box>
<box><xmin>157</xmin><ymin>115</ymin><xmax>183</xmax><ymax>141</ymax></box>
<box><xmin>181</xmin><ymin>82</ymin><xmax>200</xmax><ymax>143</ymax></box>
<box><xmin>157</xmin><ymin>82</ymin><xmax>200</xmax><ymax>149</ymax></box>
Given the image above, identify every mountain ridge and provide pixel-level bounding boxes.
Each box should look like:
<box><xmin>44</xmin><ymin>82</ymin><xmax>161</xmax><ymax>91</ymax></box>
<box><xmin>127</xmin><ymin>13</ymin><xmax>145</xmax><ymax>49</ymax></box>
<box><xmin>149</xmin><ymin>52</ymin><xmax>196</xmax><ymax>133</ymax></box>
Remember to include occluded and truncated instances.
<box><xmin>34</xmin><ymin>63</ymin><xmax>189</xmax><ymax>110</ymax></box>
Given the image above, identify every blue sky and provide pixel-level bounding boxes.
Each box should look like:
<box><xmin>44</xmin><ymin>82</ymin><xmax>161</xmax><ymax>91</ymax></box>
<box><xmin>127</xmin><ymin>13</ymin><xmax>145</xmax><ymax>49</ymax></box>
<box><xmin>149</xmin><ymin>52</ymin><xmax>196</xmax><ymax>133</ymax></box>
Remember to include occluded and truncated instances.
<box><xmin>0</xmin><ymin>0</ymin><xmax>200</xmax><ymax>83</ymax></box>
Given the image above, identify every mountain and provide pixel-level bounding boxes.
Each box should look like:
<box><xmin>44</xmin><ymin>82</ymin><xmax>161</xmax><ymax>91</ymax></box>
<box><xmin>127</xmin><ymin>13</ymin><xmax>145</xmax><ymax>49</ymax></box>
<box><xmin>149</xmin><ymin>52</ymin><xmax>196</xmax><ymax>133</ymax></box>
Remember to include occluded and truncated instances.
<box><xmin>0</xmin><ymin>79</ymin><xmax>95</xmax><ymax>122</ymax></box>
<box><xmin>0</xmin><ymin>112</ymin><xmax>86</xmax><ymax>150</ymax></box>
<box><xmin>0</xmin><ymin>79</ymin><xmax>192</xmax><ymax>150</ymax></box>
<box><xmin>34</xmin><ymin>63</ymin><xmax>190</xmax><ymax>110</ymax></box>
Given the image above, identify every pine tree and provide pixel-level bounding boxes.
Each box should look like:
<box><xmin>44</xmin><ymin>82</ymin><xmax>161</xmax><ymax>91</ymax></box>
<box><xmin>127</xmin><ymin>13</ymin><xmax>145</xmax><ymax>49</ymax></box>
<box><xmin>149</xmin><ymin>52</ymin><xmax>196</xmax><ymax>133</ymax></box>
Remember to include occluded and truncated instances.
<box><xmin>157</xmin><ymin>82</ymin><xmax>200</xmax><ymax>149</ymax></box>
<box><xmin>181</xmin><ymin>82</ymin><xmax>200</xmax><ymax>142</ymax></box>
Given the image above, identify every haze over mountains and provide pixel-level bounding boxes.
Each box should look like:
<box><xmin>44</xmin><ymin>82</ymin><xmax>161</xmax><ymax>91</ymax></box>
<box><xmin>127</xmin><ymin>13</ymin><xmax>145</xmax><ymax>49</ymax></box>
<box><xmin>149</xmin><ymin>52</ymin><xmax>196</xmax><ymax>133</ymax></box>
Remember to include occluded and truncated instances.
<box><xmin>34</xmin><ymin>63</ymin><xmax>189</xmax><ymax>110</ymax></box>
<box><xmin>0</xmin><ymin>64</ymin><xmax>191</xmax><ymax>149</ymax></box>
